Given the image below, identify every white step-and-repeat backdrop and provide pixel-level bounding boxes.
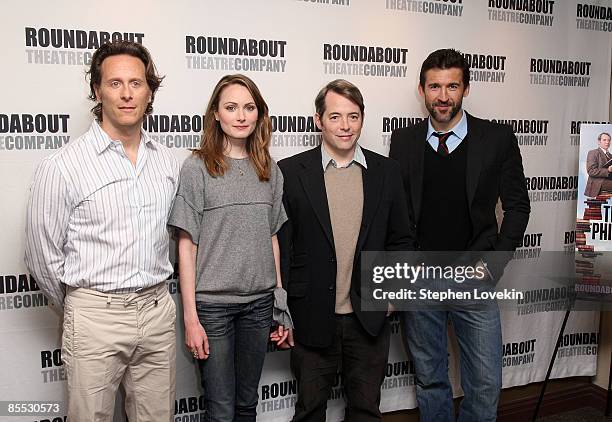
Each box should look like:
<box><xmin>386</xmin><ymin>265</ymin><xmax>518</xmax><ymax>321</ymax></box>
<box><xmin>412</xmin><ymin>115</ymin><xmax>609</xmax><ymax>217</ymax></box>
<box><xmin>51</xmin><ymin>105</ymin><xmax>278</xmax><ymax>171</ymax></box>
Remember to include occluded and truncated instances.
<box><xmin>1</xmin><ymin>1</ymin><xmax>611</xmax><ymax>421</ymax></box>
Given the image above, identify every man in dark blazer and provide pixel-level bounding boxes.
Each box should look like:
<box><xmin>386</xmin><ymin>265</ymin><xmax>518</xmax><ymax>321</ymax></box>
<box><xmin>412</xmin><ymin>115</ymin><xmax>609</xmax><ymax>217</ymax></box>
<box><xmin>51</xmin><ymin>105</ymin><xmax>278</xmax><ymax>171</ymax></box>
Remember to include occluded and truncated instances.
<box><xmin>278</xmin><ymin>79</ymin><xmax>415</xmax><ymax>421</ymax></box>
<box><xmin>389</xmin><ymin>49</ymin><xmax>530</xmax><ymax>422</ymax></box>
<box><xmin>584</xmin><ymin>132</ymin><xmax>612</xmax><ymax>197</ymax></box>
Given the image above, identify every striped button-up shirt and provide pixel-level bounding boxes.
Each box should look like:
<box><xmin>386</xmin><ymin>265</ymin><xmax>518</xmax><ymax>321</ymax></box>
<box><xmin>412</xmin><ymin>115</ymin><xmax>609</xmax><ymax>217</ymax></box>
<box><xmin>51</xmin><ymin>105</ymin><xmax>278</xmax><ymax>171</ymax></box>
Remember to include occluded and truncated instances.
<box><xmin>25</xmin><ymin>121</ymin><xmax>179</xmax><ymax>308</ymax></box>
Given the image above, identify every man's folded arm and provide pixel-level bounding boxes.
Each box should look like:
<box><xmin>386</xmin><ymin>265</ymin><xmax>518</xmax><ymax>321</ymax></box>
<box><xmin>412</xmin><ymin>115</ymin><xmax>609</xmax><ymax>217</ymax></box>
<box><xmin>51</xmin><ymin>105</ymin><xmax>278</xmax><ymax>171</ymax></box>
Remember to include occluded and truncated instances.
<box><xmin>24</xmin><ymin>158</ymin><xmax>71</xmax><ymax>309</ymax></box>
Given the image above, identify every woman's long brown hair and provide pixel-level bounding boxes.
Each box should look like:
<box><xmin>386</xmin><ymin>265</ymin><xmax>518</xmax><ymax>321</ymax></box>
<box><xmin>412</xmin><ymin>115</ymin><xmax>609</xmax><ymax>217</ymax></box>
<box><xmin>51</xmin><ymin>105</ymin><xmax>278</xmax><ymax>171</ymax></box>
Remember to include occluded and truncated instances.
<box><xmin>194</xmin><ymin>74</ymin><xmax>272</xmax><ymax>181</ymax></box>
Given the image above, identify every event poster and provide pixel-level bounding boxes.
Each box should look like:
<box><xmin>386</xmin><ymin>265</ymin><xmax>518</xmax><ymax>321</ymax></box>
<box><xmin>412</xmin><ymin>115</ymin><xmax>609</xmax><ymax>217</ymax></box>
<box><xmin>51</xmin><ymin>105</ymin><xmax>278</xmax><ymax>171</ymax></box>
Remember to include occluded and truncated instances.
<box><xmin>575</xmin><ymin>124</ymin><xmax>612</xmax><ymax>298</ymax></box>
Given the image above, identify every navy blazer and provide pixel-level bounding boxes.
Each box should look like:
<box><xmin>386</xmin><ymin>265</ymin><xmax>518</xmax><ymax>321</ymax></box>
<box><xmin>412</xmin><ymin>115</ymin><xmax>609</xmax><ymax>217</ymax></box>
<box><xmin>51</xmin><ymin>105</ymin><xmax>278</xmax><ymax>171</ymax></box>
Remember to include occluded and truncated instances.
<box><xmin>388</xmin><ymin>113</ymin><xmax>530</xmax><ymax>278</ymax></box>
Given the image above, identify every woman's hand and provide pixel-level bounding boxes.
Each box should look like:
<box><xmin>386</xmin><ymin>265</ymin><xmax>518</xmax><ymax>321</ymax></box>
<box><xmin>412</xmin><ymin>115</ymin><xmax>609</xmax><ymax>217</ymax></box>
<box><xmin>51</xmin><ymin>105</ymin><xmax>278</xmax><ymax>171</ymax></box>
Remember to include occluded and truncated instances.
<box><xmin>184</xmin><ymin>318</ymin><xmax>209</xmax><ymax>360</ymax></box>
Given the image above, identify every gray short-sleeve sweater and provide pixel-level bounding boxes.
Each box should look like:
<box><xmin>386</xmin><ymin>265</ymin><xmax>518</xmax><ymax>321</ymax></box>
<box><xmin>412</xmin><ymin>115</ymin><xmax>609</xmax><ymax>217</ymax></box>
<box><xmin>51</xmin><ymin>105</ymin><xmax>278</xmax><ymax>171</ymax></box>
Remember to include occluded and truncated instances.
<box><xmin>168</xmin><ymin>154</ymin><xmax>288</xmax><ymax>303</ymax></box>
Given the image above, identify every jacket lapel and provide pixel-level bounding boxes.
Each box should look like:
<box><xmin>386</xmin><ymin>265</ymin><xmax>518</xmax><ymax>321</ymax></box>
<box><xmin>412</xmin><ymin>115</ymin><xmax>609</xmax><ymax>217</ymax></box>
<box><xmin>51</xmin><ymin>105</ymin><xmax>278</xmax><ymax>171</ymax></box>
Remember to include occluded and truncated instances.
<box><xmin>465</xmin><ymin>113</ymin><xmax>484</xmax><ymax>210</ymax></box>
<box><xmin>298</xmin><ymin>147</ymin><xmax>334</xmax><ymax>247</ymax></box>
<box><xmin>355</xmin><ymin>151</ymin><xmax>383</xmax><ymax>253</ymax></box>
<box><xmin>411</xmin><ymin>123</ymin><xmax>427</xmax><ymax>223</ymax></box>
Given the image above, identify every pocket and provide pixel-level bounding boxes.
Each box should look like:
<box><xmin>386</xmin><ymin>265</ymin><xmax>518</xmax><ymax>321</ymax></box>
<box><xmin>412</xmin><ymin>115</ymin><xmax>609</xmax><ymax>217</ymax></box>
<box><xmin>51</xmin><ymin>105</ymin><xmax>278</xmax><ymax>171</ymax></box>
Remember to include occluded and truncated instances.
<box><xmin>252</xmin><ymin>294</ymin><xmax>274</xmax><ymax>327</ymax></box>
<box><xmin>290</xmin><ymin>267</ymin><xmax>309</xmax><ymax>284</ymax></box>
<box><xmin>287</xmin><ymin>282</ymin><xmax>309</xmax><ymax>298</ymax></box>
<box><xmin>197</xmin><ymin>303</ymin><xmax>230</xmax><ymax>337</ymax></box>
<box><xmin>165</xmin><ymin>293</ymin><xmax>177</xmax><ymax>329</ymax></box>
<box><xmin>71</xmin><ymin>306</ymin><xmax>112</xmax><ymax>390</ymax></box>
<box><xmin>488</xmin><ymin>234</ymin><xmax>499</xmax><ymax>249</ymax></box>
<box><xmin>290</xmin><ymin>254</ymin><xmax>309</xmax><ymax>283</ymax></box>
<box><xmin>73</xmin><ymin>306</ymin><xmax>108</xmax><ymax>358</ymax></box>
<box><xmin>61</xmin><ymin>302</ymin><xmax>74</xmax><ymax>361</ymax></box>
<box><xmin>291</xmin><ymin>253</ymin><xmax>307</xmax><ymax>268</ymax></box>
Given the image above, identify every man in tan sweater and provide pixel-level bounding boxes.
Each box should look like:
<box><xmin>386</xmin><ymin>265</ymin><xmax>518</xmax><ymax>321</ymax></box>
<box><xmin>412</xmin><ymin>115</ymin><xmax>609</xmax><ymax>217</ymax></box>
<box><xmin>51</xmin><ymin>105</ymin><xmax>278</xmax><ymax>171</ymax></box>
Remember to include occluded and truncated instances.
<box><xmin>278</xmin><ymin>80</ymin><xmax>415</xmax><ymax>421</ymax></box>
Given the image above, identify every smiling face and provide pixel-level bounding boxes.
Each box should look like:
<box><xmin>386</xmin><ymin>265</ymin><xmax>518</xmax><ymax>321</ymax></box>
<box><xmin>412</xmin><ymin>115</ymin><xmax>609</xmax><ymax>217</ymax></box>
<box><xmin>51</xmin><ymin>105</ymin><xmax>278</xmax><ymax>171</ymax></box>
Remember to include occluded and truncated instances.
<box><xmin>419</xmin><ymin>67</ymin><xmax>470</xmax><ymax>132</ymax></box>
<box><xmin>214</xmin><ymin>83</ymin><xmax>258</xmax><ymax>144</ymax></box>
<box><xmin>94</xmin><ymin>54</ymin><xmax>151</xmax><ymax>137</ymax></box>
<box><xmin>315</xmin><ymin>91</ymin><xmax>363</xmax><ymax>165</ymax></box>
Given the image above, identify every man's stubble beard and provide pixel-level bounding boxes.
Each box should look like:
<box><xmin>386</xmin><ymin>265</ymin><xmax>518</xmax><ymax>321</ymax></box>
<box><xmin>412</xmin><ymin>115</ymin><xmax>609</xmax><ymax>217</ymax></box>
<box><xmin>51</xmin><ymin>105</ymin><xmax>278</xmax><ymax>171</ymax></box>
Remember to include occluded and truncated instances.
<box><xmin>427</xmin><ymin>99</ymin><xmax>462</xmax><ymax>125</ymax></box>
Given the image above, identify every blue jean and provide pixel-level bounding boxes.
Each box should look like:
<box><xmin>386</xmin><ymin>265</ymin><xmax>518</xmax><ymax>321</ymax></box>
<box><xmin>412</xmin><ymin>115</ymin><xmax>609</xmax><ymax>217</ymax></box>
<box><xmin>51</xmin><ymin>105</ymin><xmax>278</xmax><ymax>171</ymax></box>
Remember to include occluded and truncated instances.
<box><xmin>402</xmin><ymin>305</ymin><xmax>502</xmax><ymax>422</ymax></box>
<box><xmin>196</xmin><ymin>294</ymin><xmax>273</xmax><ymax>422</ymax></box>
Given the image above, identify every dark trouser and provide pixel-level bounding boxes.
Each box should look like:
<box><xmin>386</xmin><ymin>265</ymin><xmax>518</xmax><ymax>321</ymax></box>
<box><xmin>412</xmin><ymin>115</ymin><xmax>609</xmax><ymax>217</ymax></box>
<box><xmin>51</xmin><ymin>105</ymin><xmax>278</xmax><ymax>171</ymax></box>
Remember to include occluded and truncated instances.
<box><xmin>290</xmin><ymin>314</ymin><xmax>391</xmax><ymax>422</ymax></box>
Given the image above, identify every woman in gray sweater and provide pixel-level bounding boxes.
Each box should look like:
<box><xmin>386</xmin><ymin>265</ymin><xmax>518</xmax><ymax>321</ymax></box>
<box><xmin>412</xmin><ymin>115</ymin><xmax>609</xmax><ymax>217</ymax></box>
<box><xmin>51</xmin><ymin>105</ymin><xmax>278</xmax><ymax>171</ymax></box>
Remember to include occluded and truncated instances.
<box><xmin>169</xmin><ymin>74</ymin><xmax>293</xmax><ymax>421</ymax></box>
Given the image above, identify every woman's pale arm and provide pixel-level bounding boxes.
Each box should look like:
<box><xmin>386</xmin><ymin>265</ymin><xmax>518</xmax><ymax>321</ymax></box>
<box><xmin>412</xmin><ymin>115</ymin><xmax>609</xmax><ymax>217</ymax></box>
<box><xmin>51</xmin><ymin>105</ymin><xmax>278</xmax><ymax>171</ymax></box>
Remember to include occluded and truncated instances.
<box><xmin>177</xmin><ymin>230</ymin><xmax>209</xmax><ymax>359</ymax></box>
<box><xmin>270</xmin><ymin>234</ymin><xmax>294</xmax><ymax>348</ymax></box>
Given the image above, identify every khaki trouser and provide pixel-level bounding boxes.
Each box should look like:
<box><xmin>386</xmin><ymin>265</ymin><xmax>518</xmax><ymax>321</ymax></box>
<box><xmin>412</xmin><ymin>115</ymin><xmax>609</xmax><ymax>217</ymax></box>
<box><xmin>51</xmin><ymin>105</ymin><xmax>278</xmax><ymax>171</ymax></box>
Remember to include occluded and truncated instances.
<box><xmin>62</xmin><ymin>284</ymin><xmax>176</xmax><ymax>422</ymax></box>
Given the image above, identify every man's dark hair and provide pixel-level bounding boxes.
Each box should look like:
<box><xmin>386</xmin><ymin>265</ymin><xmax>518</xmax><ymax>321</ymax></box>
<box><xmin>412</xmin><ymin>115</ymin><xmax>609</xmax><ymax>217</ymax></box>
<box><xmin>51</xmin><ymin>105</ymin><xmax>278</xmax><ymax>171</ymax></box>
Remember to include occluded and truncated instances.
<box><xmin>86</xmin><ymin>41</ymin><xmax>164</xmax><ymax>121</ymax></box>
<box><xmin>315</xmin><ymin>79</ymin><xmax>365</xmax><ymax>117</ymax></box>
<box><xmin>419</xmin><ymin>48</ymin><xmax>470</xmax><ymax>88</ymax></box>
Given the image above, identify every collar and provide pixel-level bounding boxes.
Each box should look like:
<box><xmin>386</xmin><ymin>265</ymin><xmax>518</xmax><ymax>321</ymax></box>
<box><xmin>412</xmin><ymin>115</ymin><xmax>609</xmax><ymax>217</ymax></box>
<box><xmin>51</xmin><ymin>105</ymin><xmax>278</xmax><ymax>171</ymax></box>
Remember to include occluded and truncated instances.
<box><xmin>321</xmin><ymin>143</ymin><xmax>368</xmax><ymax>171</ymax></box>
<box><xmin>426</xmin><ymin>109</ymin><xmax>468</xmax><ymax>141</ymax></box>
<box><xmin>91</xmin><ymin>120</ymin><xmax>154</xmax><ymax>155</ymax></box>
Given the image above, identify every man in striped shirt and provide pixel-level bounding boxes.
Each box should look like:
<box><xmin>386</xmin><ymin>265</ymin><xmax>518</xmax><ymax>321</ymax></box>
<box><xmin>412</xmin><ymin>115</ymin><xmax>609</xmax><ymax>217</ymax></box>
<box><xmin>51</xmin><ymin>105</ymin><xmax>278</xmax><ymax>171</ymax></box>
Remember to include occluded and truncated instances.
<box><xmin>25</xmin><ymin>41</ymin><xmax>179</xmax><ymax>421</ymax></box>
